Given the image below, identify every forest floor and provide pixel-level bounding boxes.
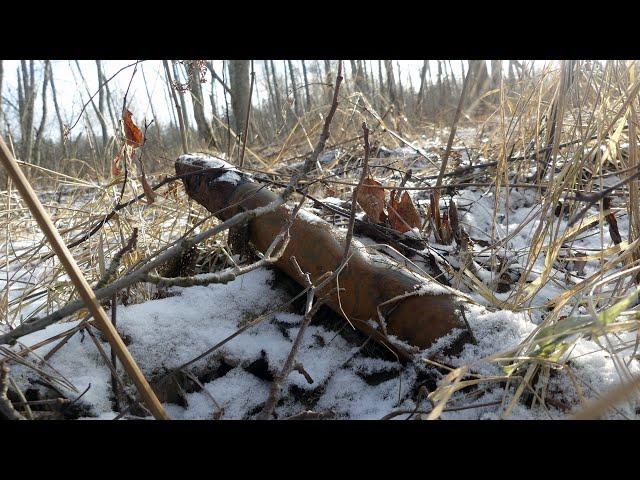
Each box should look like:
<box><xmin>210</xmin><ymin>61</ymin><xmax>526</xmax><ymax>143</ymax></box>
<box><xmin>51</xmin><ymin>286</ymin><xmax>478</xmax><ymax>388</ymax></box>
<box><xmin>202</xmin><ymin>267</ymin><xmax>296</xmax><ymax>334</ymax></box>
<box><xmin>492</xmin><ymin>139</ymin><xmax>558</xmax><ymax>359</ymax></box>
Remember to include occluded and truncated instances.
<box><xmin>2</xmin><ymin>128</ymin><xmax>639</xmax><ymax>420</ymax></box>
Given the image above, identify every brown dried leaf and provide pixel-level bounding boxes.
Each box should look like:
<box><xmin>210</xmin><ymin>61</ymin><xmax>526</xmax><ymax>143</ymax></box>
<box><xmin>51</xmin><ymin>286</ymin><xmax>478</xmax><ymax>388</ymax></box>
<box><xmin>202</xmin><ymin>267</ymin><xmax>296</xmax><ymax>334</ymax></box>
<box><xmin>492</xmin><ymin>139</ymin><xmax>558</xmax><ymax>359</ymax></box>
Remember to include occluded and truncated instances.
<box><xmin>111</xmin><ymin>153</ymin><xmax>122</xmax><ymax>177</ymax></box>
<box><xmin>604</xmin><ymin>197</ymin><xmax>622</xmax><ymax>245</ymax></box>
<box><xmin>123</xmin><ymin>109</ymin><xmax>144</xmax><ymax>148</ymax></box>
<box><xmin>389</xmin><ymin>191</ymin><xmax>421</xmax><ymax>233</ymax></box>
<box><xmin>357</xmin><ymin>177</ymin><xmax>387</xmax><ymax>223</ymax></box>
<box><xmin>135</xmin><ymin>155</ymin><xmax>156</xmax><ymax>205</ymax></box>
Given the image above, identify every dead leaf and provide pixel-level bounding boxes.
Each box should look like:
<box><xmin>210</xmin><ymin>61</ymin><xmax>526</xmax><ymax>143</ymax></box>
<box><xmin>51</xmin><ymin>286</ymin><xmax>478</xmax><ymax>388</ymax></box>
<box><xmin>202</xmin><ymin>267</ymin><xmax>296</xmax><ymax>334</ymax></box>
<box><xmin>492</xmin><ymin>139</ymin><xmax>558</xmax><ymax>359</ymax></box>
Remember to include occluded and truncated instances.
<box><xmin>389</xmin><ymin>191</ymin><xmax>421</xmax><ymax>233</ymax></box>
<box><xmin>357</xmin><ymin>177</ymin><xmax>387</xmax><ymax>223</ymax></box>
<box><xmin>111</xmin><ymin>153</ymin><xmax>122</xmax><ymax>176</ymax></box>
<box><xmin>123</xmin><ymin>109</ymin><xmax>144</xmax><ymax>148</ymax></box>
<box><xmin>604</xmin><ymin>197</ymin><xmax>622</xmax><ymax>245</ymax></box>
<box><xmin>136</xmin><ymin>154</ymin><xmax>156</xmax><ymax>204</ymax></box>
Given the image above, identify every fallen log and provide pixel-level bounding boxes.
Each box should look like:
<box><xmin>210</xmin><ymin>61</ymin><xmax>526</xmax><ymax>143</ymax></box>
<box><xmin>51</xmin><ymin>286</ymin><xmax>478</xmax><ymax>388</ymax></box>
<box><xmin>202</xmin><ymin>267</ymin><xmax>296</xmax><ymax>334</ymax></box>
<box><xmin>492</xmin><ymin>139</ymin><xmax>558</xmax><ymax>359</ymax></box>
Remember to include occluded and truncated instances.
<box><xmin>175</xmin><ymin>153</ymin><xmax>472</xmax><ymax>357</ymax></box>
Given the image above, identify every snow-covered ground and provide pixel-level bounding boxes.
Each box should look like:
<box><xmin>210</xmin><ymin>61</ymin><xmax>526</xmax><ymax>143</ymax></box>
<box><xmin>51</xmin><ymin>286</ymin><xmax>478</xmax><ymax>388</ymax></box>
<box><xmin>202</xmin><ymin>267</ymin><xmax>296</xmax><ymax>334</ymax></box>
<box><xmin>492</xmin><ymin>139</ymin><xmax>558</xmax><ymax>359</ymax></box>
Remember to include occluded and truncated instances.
<box><xmin>2</xmin><ymin>143</ymin><xmax>640</xmax><ymax>420</ymax></box>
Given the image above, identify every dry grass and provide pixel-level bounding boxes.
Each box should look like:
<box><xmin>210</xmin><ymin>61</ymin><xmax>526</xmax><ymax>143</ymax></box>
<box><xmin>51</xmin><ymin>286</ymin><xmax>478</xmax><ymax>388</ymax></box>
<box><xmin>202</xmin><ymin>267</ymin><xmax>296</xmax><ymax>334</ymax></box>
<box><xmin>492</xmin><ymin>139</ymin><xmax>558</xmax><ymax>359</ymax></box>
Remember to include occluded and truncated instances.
<box><xmin>2</xmin><ymin>60</ymin><xmax>640</xmax><ymax>419</ymax></box>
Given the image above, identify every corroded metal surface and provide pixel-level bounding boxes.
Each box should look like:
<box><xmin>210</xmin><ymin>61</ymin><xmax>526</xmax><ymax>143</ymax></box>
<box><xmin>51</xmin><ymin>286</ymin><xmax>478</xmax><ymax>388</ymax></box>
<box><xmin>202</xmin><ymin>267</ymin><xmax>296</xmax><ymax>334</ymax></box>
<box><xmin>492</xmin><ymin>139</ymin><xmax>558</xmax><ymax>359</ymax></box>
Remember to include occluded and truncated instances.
<box><xmin>176</xmin><ymin>154</ymin><xmax>471</xmax><ymax>355</ymax></box>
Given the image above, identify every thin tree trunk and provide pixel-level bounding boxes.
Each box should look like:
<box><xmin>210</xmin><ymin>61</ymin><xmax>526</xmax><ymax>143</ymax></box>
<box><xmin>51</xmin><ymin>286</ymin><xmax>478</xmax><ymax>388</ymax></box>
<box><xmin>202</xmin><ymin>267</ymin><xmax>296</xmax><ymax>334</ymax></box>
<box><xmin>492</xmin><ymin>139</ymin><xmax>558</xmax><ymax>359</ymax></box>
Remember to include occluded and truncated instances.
<box><xmin>264</xmin><ymin>60</ymin><xmax>277</xmax><ymax>122</ymax></box>
<box><xmin>18</xmin><ymin>61</ymin><xmax>36</xmax><ymax>162</ymax></box>
<box><xmin>491</xmin><ymin>60</ymin><xmax>502</xmax><ymax>90</ymax></box>
<box><xmin>286</xmin><ymin>60</ymin><xmax>302</xmax><ymax>117</ymax></box>
<box><xmin>48</xmin><ymin>61</ymin><xmax>68</xmax><ymax>159</ymax></box>
<box><xmin>95</xmin><ymin>60</ymin><xmax>109</xmax><ymax>152</ymax></box>
<box><xmin>186</xmin><ymin>60</ymin><xmax>217</xmax><ymax>148</ymax></box>
<box><xmin>396</xmin><ymin>60</ymin><xmax>405</xmax><ymax>111</ymax></box>
<box><xmin>324</xmin><ymin>60</ymin><xmax>333</xmax><ymax>104</ymax></box>
<box><xmin>74</xmin><ymin>61</ymin><xmax>108</xmax><ymax>154</ymax></box>
<box><xmin>301</xmin><ymin>60</ymin><xmax>311</xmax><ymax>112</ymax></box>
<box><xmin>173</xmin><ymin>61</ymin><xmax>191</xmax><ymax>135</ymax></box>
<box><xmin>34</xmin><ymin>60</ymin><xmax>50</xmax><ymax>165</ymax></box>
<box><xmin>163</xmin><ymin>60</ymin><xmax>188</xmax><ymax>154</ymax></box>
<box><xmin>437</xmin><ymin>60</ymin><xmax>444</xmax><ymax>107</ymax></box>
<box><xmin>270</xmin><ymin>60</ymin><xmax>283</xmax><ymax>125</ymax></box>
<box><xmin>416</xmin><ymin>60</ymin><xmax>428</xmax><ymax>115</ymax></box>
<box><xmin>228</xmin><ymin>60</ymin><xmax>251</xmax><ymax>136</ymax></box>
<box><xmin>384</xmin><ymin>60</ymin><xmax>397</xmax><ymax>107</ymax></box>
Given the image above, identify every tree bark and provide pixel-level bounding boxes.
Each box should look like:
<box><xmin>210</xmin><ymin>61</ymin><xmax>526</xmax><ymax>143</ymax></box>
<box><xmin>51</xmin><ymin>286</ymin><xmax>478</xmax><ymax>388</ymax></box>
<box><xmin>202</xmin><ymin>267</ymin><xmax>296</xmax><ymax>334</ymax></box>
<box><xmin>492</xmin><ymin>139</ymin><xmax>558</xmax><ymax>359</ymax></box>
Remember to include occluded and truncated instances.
<box><xmin>270</xmin><ymin>60</ymin><xmax>283</xmax><ymax>125</ymax></box>
<box><xmin>384</xmin><ymin>60</ymin><xmax>397</xmax><ymax>107</ymax></box>
<box><xmin>18</xmin><ymin>61</ymin><xmax>37</xmax><ymax>162</ymax></box>
<box><xmin>48</xmin><ymin>61</ymin><xmax>68</xmax><ymax>159</ymax></box>
<box><xmin>186</xmin><ymin>60</ymin><xmax>217</xmax><ymax>148</ymax></box>
<box><xmin>34</xmin><ymin>60</ymin><xmax>50</xmax><ymax>165</ymax></box>
<box><xmin>416</xmin><ymin>60</ymin><xmax>428</xmax><ymax>115</ymax></box>
<box><xmin>324</xmin><ymin>60</ymin><xmax>333</xmax><ymax>105</ymax></box>
<box><xmin>286</xmin><ymin>60</ymin><xmax>302</xmax><ymax>117</ymax></box>
<box><xmin>301</xmin><ymin>60</ymin><xmax>311</xmax><ymax>112</ymax></box>
<box><xmin>491</xmin><ymin>60</ymin><xmax>502</xmax><ymax>90</ymax></box>
<box><xmin>173</xmin><ymin>61</ymin><xmax>191</xmax><ymax>133</ymax></box>
<box><xmin>228</xmin><ymin>60</ymin><xmax>251</xmax><ymax>136</ymax></box>
<box><xmin>163</xmin><ymin>60</ymin><xmax>189</xmax><ymax>154</ymax></box>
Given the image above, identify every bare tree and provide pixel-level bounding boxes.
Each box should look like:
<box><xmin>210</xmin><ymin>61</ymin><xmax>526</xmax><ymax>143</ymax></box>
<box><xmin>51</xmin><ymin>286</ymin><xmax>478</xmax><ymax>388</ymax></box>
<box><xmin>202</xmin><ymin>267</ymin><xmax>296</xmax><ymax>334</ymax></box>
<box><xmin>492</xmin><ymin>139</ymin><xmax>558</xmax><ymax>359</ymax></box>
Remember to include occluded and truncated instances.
<box><xmin>228</xmin><ymin>60</ymin><xmax>250</xmax><ymax>136</ymax></box>
<box><xmin>186</xmin><ymin>60</ymin><xmax>217</xmax><ymax>148</ymax></box>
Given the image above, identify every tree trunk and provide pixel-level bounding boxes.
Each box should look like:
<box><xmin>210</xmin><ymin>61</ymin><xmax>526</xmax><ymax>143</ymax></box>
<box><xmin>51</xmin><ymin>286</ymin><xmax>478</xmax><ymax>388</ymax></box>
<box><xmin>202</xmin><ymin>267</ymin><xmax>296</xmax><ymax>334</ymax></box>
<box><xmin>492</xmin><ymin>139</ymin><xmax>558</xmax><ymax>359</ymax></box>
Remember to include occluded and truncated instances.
<box><xmin>34</xmin><ymin>60</ymin><xmax>50</xmax><ymax>165</ymax></box>
<box><xmin>264</xmin><ymin>60</ymin><xmax>276</xmax><ymax>123</ymax></box>
<box><xmin>301</xmin><ymin>60</ymin><xmax>311</xmax><ymax>112</ymax></box>
<box><xmin>173</xmin><ymin>61</ymin><xmax>191</xmax><ymax>134</ymax></box>
<box><xmin>163</xmin><ymin>60</ymin><xmax>189</xmax><ymax>154</ymax></box>
<box><xmin>491</xmin><ymin>60</ymin><xmax>502</xmax><ymax>90</ymax></box>
<box><xmin>324</xmin><ymin>60</ymin><xmax>333</xmax><ymax>104</ymax></box>
<box><xmin>396</xmin><ymin>60</ymin><xmax>405</xmax><ymax>111</ymax></box>
<box><xmin>18</xmin><ymin>61</ymin><xmax>36</xmax><ymax>162</ymax></box>
<box><xmin>384</xmin><ymin>60</ymin><xmax>397</xmax><ymax>107</ymax></box>
<box><xmin>74</xmin><ymin>61</ymin><xmax>108</xmax><ymax>155</ymax></box>
<box><xmin>469</xmin><ymin>60</ymin><xmax>490</xmax><ymax>103</ymax></box>
<box><xmin>94</xmin><ymin>60</ymin><xmax>109</xmax><ymax>152</ymax></box>
<box><xmin>186</xmin><ymin>60</ymin><xmax>217</xmax><ymax>148</ymax></box>
<box><xmin>48</xmin><ymin>61</ymin><xmax>68</xmax><ymax>159</ymax></box>
<box><xmin>286</xmin><ymin>60</ymin><xmax>302</xmax><ymax>117</ymax></box>
<box><xmin>416</xmin><ymin>60</ymin><xmax>428</xmax><ymax>115</ymax></box>
<box><xmin>270</xmin><ymin>60</ymin><xmax>283</xmax><ymax>125</ymax></box>
<box><xmin>228</xmin><ymin>60</ymin><xmax>251</xmax><ymax>136</ymax></box>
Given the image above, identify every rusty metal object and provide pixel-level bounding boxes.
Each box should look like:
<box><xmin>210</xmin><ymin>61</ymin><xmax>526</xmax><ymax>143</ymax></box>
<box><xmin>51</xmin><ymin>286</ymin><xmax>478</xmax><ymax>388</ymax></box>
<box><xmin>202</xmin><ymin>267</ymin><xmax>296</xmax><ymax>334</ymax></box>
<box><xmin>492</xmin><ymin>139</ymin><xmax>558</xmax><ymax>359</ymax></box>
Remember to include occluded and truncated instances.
<box><xmin>175</xmin><ymin>153</ymin><xmax>471</xmax><ymax>357</ymax></box>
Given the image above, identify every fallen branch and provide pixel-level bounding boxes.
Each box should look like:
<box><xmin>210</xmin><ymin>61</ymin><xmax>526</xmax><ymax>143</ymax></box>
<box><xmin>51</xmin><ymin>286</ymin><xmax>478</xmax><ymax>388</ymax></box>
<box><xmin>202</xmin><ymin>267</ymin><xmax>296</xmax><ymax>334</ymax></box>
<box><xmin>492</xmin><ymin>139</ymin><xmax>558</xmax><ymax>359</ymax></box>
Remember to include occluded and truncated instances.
<box><xmin>0</xmin><ymin>364</ymin><xmax>25</xmax><ymax>420</ymax></box>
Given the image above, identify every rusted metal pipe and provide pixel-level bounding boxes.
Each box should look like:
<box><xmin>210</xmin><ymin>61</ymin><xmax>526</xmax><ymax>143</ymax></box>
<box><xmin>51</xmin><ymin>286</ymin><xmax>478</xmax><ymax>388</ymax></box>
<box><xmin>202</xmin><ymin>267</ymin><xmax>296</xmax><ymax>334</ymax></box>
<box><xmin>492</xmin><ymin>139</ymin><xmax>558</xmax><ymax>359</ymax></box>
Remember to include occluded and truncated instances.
<box><xmin>176</xmin><ymin>154</ymin><xmax>471</xmax><ymax>357</ymax></box>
